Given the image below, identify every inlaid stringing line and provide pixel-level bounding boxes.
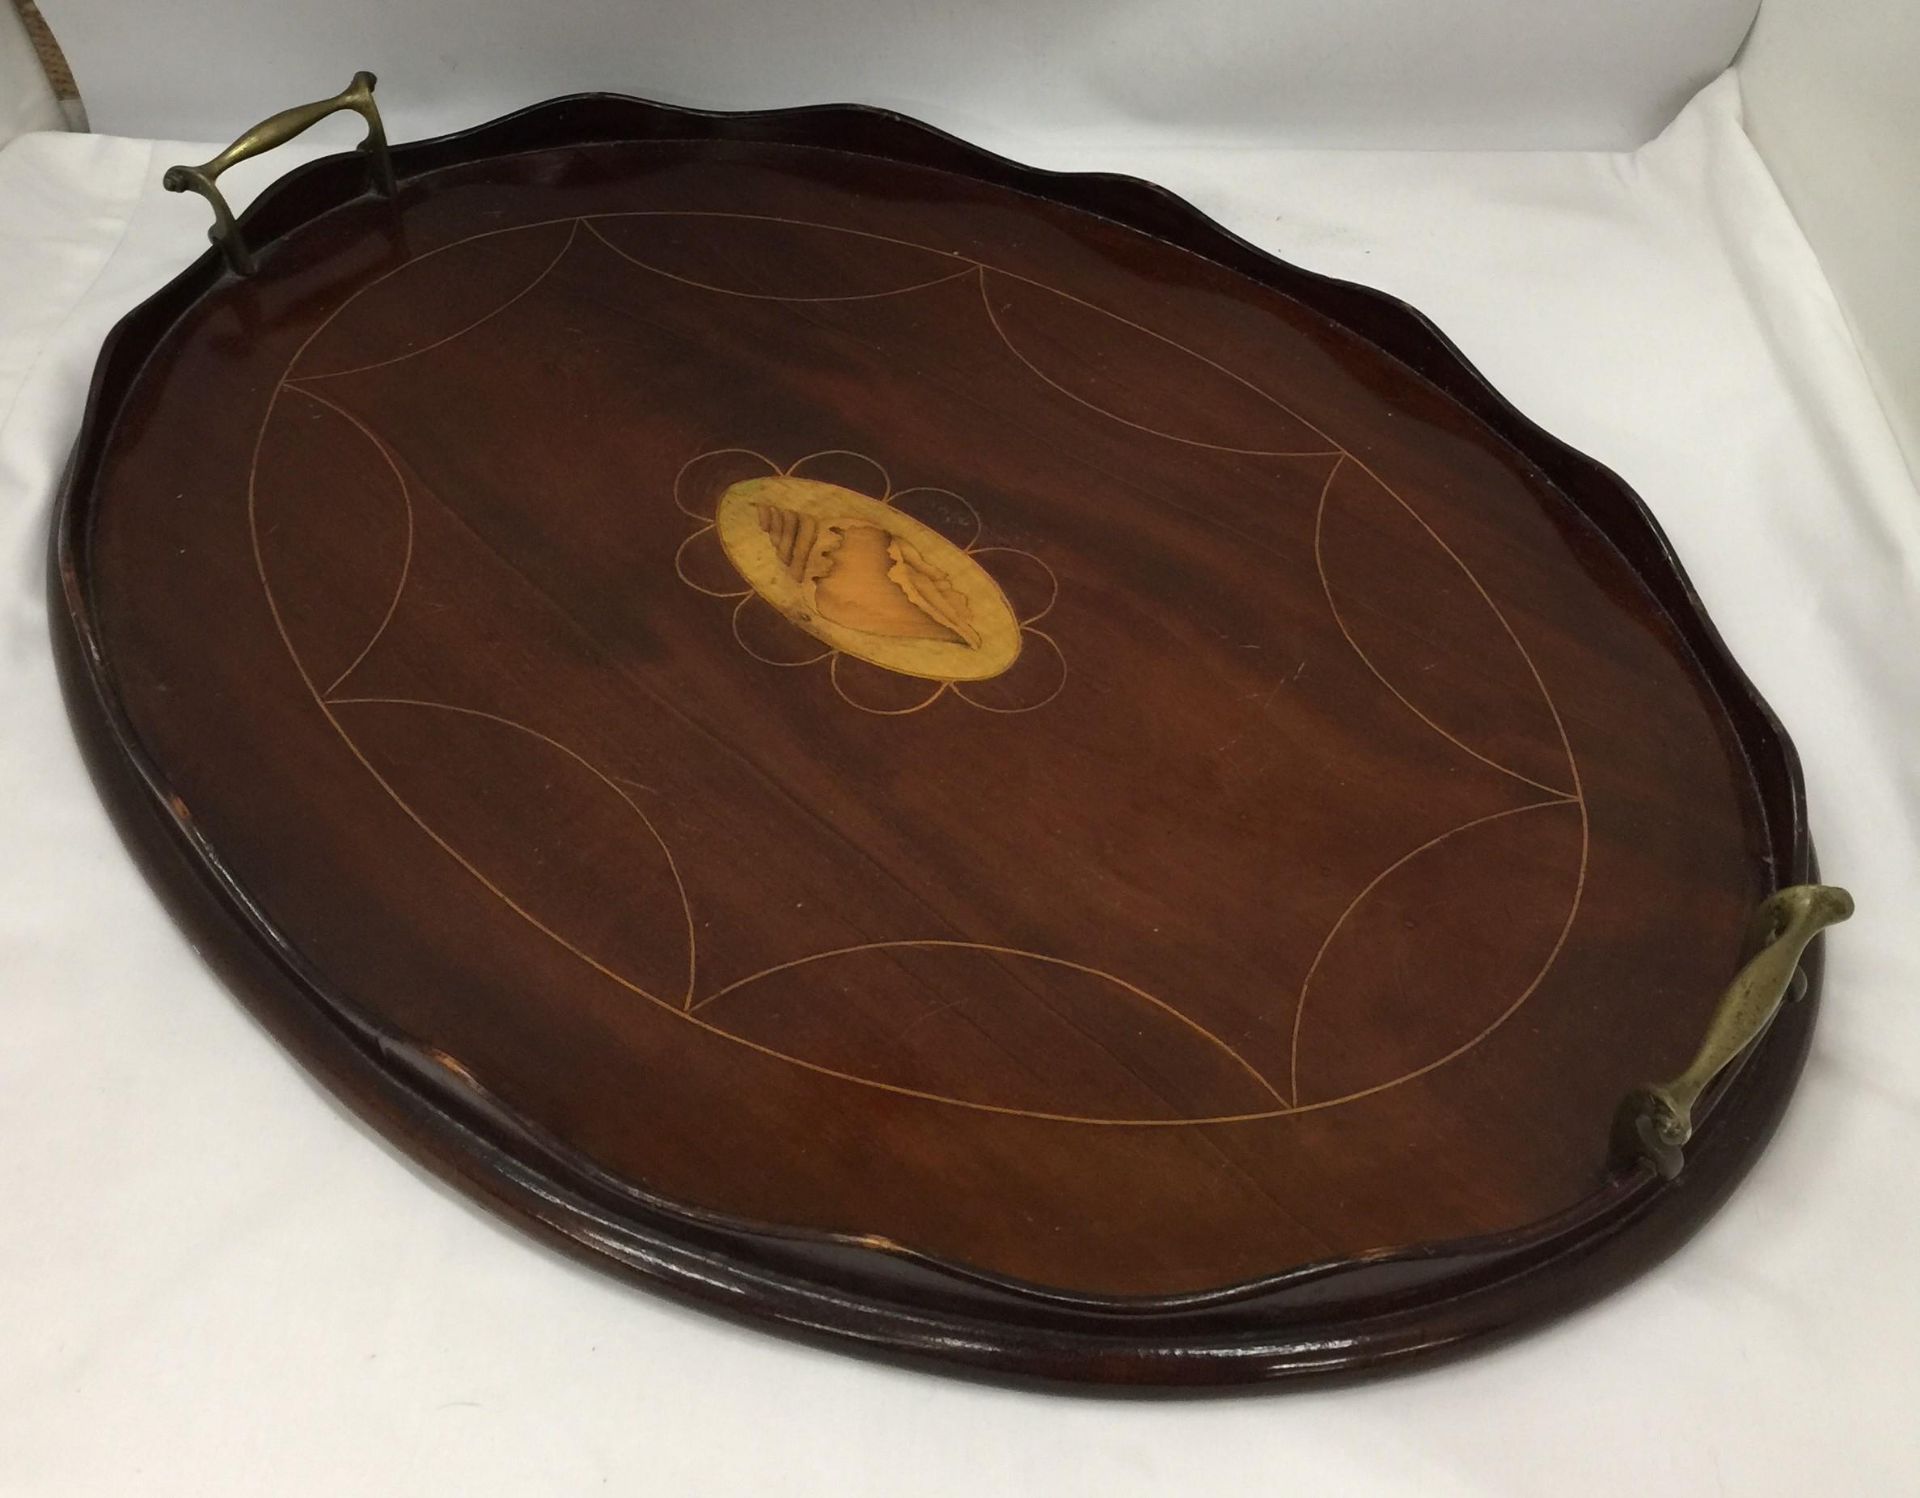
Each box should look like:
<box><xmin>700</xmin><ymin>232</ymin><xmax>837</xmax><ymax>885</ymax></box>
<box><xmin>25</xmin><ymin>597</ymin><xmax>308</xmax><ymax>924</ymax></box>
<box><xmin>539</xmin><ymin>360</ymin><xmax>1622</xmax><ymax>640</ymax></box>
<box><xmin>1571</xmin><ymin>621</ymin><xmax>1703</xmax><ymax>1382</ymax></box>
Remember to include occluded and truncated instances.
<box><xmin>828</xmin><ymin>651</ymin><xmax>949</xmax><ymax>715</ymax></box>
<box><xmin>951</xmin><ymin>629</ymin><xmax>1067</xmax><ymax>714</ymax></box>
<box><xmin>250</xmin><ymin>381</ymin><xmax>1275</xmax><ymax>1109</ymax></box>
<box><xmin>966</xmin><ymin>548</ymin><xmax>1056</xmax><ymax>625</ymax></box>
<box><xmin>674</xmin><ymin>523</ymin><xmax>752</xmax><ymax>599</ymax></box>
<box><xmin>279</xmin><ymin>384</ymin><xmax>416</xmax><ymax>698</ymax></box>
<box><xmin>694</xmin><ymin>938</ymin><xmax>1288</xmax><ymax>1108</ymax></box>
<box><xmin>581</xmin><ymin>216</ymin><xmax>980</xmax><ymax>304</ymax></box>
<box><xmin>732</xmin><ymin>593</ymin><xmax>833</xmax><ymax>667</ymax></box>
<box><xmin>1356</xmin><ymin>450</ymin><xmax>1587</xmax><ymax>810</ymax></box>
<box><xmin>243</xmin><ymin>193</ymin><xmax>1591</xmax><ymax>1123</ymax></box>
<box><xmin>294</xmin><ymin>219</ymin><xmax>581</xmax><ymax>383</ymax></box>
<box><xmin>783</xmin><ymin>449</ymin><xmax>892</xmax><ymax>497</ymax></box>
<box><xmin>279</xmin><ymin>207</ymin><xmax>1347</xmax><ymax>452</ymax></box>
<box><xmin>1312</xmin><ymin>456</ymin><xmax>1576</xmax><ymax>800</ymax></box>
<box><xmin>894</xmin><ymin>486</ymin><xmax>982</xmax><ymax>551</ymax></box>
<box><xmin>977</xmin><ymin>269</ymin><xmax>1341</xmax><ymax>459</ymax></box>
<box><xmin>675</xmin><ymin>448</ymin><xmax>786</xmax><ymax>520</ymax></box>
<box><xmin>1285</xmin><ymin>794</ymin><xmax>1578</xmax><ymax>1102</ymax></box>
<box><xmin>319</xmin><ymin>695</ymin><xmax>702</xmax><ymax>1012</ymax></box>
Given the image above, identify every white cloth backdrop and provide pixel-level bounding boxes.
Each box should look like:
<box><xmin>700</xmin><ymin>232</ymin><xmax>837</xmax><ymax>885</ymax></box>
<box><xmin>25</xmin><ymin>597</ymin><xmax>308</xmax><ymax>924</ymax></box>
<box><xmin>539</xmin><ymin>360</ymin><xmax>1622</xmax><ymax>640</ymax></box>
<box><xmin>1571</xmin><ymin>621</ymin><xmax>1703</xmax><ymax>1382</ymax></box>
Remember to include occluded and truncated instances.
<box><xmin>1</xmin><ymin>72</ymin><xmax>1916</xmax><ymax>1495</ymax></box>
<box><xmin>42</xmin><ymin>0</ymin><xmax>1757</xmax><ymax>150</ymax></box>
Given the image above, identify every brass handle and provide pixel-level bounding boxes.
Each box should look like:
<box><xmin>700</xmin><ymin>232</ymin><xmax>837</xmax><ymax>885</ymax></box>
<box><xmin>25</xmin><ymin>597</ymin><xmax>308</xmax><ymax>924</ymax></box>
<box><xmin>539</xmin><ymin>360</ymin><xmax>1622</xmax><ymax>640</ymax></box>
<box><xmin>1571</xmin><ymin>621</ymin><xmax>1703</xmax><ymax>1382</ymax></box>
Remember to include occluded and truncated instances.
<box><xmin>163</xmin><ymin>71</ymin><xmax>396</xmax><ymax>276</ymax></box>
<box><xmin>1614</xmin><ymin>883</ymin><xmax>1853</xmax><ymax>1179</ymax></box>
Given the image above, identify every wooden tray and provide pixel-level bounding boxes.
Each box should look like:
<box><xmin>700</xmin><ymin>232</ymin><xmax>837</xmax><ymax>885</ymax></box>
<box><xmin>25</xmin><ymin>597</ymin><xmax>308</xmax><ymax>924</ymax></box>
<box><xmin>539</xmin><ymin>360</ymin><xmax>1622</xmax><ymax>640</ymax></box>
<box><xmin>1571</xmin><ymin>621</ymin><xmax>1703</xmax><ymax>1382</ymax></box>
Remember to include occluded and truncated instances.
<box><xmin>51</xmin><ymin>75</ymin><xmax>1850</xmax><ymax>1388</ymax></box>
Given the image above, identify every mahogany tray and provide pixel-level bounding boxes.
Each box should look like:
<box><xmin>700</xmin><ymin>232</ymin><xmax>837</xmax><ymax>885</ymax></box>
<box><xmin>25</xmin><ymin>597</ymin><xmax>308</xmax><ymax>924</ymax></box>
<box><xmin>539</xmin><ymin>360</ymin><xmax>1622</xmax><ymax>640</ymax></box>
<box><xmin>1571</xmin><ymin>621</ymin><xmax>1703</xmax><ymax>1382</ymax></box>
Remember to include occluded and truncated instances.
<box><xmin>52</xmin><ymin>75</ymin><xmax>1851</xmax><ymax>1389</ymax></box>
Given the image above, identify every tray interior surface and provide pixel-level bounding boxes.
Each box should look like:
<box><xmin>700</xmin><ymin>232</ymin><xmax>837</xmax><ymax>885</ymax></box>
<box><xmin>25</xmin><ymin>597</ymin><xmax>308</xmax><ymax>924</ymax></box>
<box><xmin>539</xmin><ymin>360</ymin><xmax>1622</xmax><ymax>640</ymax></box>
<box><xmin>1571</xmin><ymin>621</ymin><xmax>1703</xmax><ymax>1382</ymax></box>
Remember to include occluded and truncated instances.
<box><xmin>61</xmin><ymin>120</ymin><xmax>1794</xmax><ymax>1374</ymax></box>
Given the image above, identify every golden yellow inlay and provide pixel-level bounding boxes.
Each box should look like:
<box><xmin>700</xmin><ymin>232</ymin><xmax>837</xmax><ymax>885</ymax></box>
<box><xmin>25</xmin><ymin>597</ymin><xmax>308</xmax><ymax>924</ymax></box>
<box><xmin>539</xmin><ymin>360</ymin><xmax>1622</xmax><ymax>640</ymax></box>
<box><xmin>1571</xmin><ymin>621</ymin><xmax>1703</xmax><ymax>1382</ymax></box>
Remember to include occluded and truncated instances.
<box><xmin>715</xmin><ymin>476</ymin><xmax>1021</xmax><ymax>682</ymax></box>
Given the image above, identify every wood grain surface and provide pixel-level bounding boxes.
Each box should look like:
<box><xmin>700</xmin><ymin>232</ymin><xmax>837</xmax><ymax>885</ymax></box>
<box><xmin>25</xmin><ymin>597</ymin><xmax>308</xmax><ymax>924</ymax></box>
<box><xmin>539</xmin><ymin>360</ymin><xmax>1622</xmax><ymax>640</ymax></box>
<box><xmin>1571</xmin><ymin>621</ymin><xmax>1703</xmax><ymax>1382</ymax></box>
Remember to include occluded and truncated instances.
<box><xmin>55</xmin><ymin>103</ymin><xmax>1813</xmax><ymax>1383</ymax></box>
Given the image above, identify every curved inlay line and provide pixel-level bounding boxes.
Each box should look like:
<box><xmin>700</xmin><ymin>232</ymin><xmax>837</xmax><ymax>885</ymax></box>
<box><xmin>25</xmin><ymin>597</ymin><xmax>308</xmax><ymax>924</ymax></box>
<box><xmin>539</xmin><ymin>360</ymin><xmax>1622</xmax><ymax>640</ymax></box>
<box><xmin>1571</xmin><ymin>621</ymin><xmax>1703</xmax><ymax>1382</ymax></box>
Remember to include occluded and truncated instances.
<box><xmin>783</xmin><ymin>448</ymin><xmax>892</xmax><ymax>498</ymax></box>
<box><xmin>276</xmin><ymin>384</ymin><xmax>415</xmax><ymax>698</ymax></box>
<box><xmin>978</xmin><ymin>270</ymin><xmax>1341</xmax><ymax>459</ymax></box>
<box><xmin>891</xmin><ymin>486</ymin><xmax>981</xmax><ymax>549</ymax></box>
<box><xmin>569</xmin><ymin>211</ymin><xmax>1575</xmax><ymax>809</ymax></box>
<box><xmin>674</xmin><ymin>523</ymin><xmax>752</xmax><ymax>599</ymax></box>
<box><xmin>731</xmin><ymin>594</ymin><xmax>832</xmax><ymax>667</ymax></box>
<box><xmin>273</xmin><ymin>207</ymin><xmax>1346</xmax><ymax>448</ymax></box>
<box><xmin>581</xmin><ymin>217</ymin><xmax>978</xmax><ymax>303</ymax></box>
<box><xmin>245</xmin><ymin>416</ymin><xmax>1291</xmax><ymax>1119</ymax></box>
<box><xmin>674</xmin><ymin>447</ymin><xmax>781</xmax><ymax>519</ymax></box>
<box><xmin>323</xmin><ymin>694</ymin><xmax>702</xmax><ymax>1011</ymax></box>
<box><xmin>1354</xmin><ymin>451</ymin><xmax>1585</xmax><ymax>803</ymax></box>
<box><xmin>294</xmin><ymin>220</ymin><xmax>581</xmax><ymax>383</ymax></box>
<box><xmin>1313</xmin><ymin>456</ymin><xmax>1576</xmax><ymax>801</ymax></box>
<box><xmin>829</xmin><ymin>653</ymin><xmax>950</xmax><ymax>716</ymax></box>
<box><xmin>1285</xmin><ymin>795</ymin><xmax>1578</xmax><ymax>1102</ymax></box>
<box><xmin>242</xmin><ymin>194</ymin><xmax>1595</xmax><ymax>1125</ymax></box>
<box><xmin>695</xmin><ymin>938</ymin><xmax>1288</xmax><ymax>1107</ymax></box>
<box><xmin>951</xmin><ymin>628</ymin><xmax>1067</xmax><ymax>714</ymax></box>
<box><xmin>968</xmin><ymin>546</ymin><xmax>1057</xmax><ymax>625</ymax></box>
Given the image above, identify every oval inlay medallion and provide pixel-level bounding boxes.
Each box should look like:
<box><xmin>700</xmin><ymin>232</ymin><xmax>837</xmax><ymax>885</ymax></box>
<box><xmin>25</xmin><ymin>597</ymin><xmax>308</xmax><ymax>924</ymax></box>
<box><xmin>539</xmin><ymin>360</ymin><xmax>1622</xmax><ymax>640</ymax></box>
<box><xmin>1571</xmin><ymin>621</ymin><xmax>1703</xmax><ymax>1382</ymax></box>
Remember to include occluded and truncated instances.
<box><xmin>714</xmin><ymin>475</ymin><xmax>1022</xmax><ymax>681</ymax></box>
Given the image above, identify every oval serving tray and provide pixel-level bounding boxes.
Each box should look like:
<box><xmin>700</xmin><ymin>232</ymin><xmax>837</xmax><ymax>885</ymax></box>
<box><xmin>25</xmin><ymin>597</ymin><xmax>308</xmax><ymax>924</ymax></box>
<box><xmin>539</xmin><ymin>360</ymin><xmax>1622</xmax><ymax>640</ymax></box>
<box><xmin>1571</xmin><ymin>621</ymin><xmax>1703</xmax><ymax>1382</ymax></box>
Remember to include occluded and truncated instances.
<box><xmin>52</xmin><ymin>74</ymin><xmax>1849</xmax><ymax>1388</ymax></box>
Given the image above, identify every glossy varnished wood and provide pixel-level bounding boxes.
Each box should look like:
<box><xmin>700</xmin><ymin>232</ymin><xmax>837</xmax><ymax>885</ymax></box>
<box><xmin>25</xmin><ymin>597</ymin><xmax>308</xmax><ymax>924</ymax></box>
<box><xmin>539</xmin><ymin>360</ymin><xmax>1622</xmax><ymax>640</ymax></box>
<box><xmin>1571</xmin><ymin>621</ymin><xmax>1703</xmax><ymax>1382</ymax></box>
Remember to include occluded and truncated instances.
<box><xmin>53</xmin><ymin>95</ymin><xmax>1819</xmax><ymax>1387</ymax></box>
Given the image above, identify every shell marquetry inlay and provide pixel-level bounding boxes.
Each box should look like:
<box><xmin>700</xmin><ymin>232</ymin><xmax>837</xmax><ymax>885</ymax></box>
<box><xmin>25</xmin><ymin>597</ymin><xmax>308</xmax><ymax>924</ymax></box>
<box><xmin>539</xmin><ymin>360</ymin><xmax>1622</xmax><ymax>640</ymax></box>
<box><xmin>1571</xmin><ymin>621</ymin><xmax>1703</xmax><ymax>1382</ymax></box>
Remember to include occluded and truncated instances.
<box><xmin>717</xmin><ymin>473</ymin><xmax>1017</xmax><ymax>678</ymax></box>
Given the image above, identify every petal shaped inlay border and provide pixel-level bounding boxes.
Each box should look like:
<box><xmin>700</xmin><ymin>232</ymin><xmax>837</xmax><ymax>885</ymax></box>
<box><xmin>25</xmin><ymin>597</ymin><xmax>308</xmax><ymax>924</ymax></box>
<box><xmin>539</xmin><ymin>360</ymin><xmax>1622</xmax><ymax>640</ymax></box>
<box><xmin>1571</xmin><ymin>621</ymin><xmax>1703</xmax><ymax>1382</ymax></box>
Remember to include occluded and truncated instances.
<box><xmin>243</xmin><ymin>210</ymin><xmax>1594</xmax><ymax>1128</ymax></box>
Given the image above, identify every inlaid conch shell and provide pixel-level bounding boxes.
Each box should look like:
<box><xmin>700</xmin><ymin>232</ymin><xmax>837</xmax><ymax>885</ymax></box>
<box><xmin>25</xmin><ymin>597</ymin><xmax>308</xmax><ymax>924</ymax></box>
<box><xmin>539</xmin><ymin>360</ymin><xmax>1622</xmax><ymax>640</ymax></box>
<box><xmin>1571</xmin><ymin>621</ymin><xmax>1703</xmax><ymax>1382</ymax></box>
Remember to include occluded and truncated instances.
<box><xmin>716</xmin><ymin>474</ymin><xmax>1021</xmax><ymax>682</ymax></box>
<box><xmin>754</xmin><ymin>501</ymin><xmax>982</xmax><ymax>648</ymax></box>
